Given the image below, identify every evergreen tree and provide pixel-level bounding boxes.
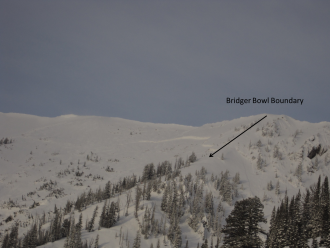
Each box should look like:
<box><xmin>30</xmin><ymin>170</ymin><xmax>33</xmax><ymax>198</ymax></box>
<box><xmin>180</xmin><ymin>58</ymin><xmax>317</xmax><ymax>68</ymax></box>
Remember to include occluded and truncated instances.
<box><xmin>7</xmin><ymin>223</ymin><xmax>18</xmax><ymax>248</ymax></box>
<box><xmin>312</xmin><ymin>238</ymin><xmax>319</xmax><ymax>248</ymax></box>
<box><xmin>146</xmin><ymin>181</ymin><xmax>152</xmax><ymax>200</ymax></box>
<box><xmin>222</xmin><ymin>196</ymin><xmax>266</xmax><ymax>248</ymax></box>
<box><xmin>223</xmin><ymin>179</ymin><xmax>232</xmax><ymax>205</ymax></box>
<box><xmin>161</xmin><ymin>184</ymin><xmax>169</xmax><ymax>211</ymax></box>
<box><xmin>321</xmin><ymin>176</ymin><xmax>330</xmax><ymax>244</ymax></box>
<box><xmin>302</xmin><ymin>189</ymin><xmax>311</xmax><ymax>239</ymax></box>
<box><xmin>275</xmin><ymin>180</ymin><xmax>280</xmax><ymax>195</ymax></box>
<box><xmin>135</xmin><ymin>185</ymin><xmax>141</xmax><ymax>217</ymax></box>
<box><xmin>94</xmin><ymin>234</ymin><xmax>99</xmax><ymax>248</ymax></box>
<box><xmin>324</xmin><ymin>232</ymin><xmax>330</xmax><ymax>248</ymax></box>
<box><xmin>293</xmin><ymin>190</ymin><xmax>306</xmax><ymax>248</ymax></box>
<box><xmin>256</xmin><ymin>153</ymin><xmax>263</xmax><ymax>170</ymax></box>
<box><xmin>311</xmin><ymin>176</ymin><xmax>322</xmax><ymax>238</ymax></box>
<box><xmin>30</xmin><ymin>223</ymin><xmax>38</xmax><ymax>248</ymax></box>
<box><xmin>267</xmin><ymin>181</ymin><xmax>273</xmax><ymax>191</ymax></box>
<box><xmin>266</xmin><ymin>206</ymin><xmax>276</xmax><ymax>248</ymax></box>
<box><xmin>201</xmin><ymin>239</ymin><xmax>208</xmax><ymax>248</ymax></box>
<box><xmin>133</xmin><ymin>230</ymin><xmax>141</xmax><ymax>248</ymax></box>
<box><xmin>99</xmin><ymin>200</ymin><xmax>107</xmax><ymax>228</ymax></box>
<box><xmin>276</xmin><ymin>196</ymin><xmax>289</xmax><ymax>247</ymax></box>
<box><xmin>104</xmin><ymin>181</ymin><xmax>111</xmax><ymax>199</ymax></box>
<box><xmin>215</xmin><ymin>238</ymin><xmax>220</xmax><ymax>248</ymax></box>
<box><xmin>1</xmin><ymin>233</ymin><xmax>9</xmax><ymax>248</ymax></box>
<box><xmin>189</xmin><ymin>152</ymin><xmax>197</xmax><ymax>163</ymax></box>
<box><xmin>295</xmin><ymin>163</ymin><xmax>303</xmax><ymax>182</ymax></box>
<box><xmin>68</xmin><ymin>215</ymin><xmax>76</xmax><ymax>248</ymax></box>
<box><xmin>88</xmin><ymin>206</ymin><xmax>98</xmax><ymax>232</ymax></box>
<box><xmin>74</xmin><ymin>213</ymin><xmax>83</xmax><ymax>248</ymax></box>
<box><xmin>205</xmin><ymin>192</ymin><xmax>214</xmax><ymax>215</ymax></box>
<box><xmin>233</xmin><ymin>172</ymin><xmax>240</xmax><ymax>184</ymax></box>
<box><xmin>174</xmin><ymin>224</ymin><xmax>182</xmax><ymax>248</ymax></box>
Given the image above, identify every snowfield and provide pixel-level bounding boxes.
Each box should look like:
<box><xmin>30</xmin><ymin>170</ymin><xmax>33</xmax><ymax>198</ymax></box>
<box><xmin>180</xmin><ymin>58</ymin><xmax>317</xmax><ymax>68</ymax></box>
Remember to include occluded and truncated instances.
<box><xmin>0</xmin><ymin>112</ymin><xmax>329</xmax><ymax>247</ymax></box>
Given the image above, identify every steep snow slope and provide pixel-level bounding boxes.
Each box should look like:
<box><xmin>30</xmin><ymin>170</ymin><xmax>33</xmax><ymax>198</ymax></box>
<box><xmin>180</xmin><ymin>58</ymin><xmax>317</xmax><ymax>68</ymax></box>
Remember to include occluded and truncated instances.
<box><xmin>0</xmin><ymin>112</ymin><xmax>329</xmax><ymax>247</ymax></box>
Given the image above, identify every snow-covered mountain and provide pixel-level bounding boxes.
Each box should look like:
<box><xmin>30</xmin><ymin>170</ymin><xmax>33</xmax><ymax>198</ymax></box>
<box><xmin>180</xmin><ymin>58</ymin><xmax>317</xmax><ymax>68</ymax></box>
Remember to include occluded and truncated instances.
<box><xmin>0</xmin><ymin>112</ymin><xmax>329</xmax><ymax>247</ymax></box>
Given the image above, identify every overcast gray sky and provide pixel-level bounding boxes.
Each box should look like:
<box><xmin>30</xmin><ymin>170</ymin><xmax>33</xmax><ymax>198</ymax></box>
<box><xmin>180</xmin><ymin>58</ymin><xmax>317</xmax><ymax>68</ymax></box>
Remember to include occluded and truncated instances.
<box><xmin>1</xmin><ymin>1</ymin><xmax>329</xmax><ymax>126</ymax></box>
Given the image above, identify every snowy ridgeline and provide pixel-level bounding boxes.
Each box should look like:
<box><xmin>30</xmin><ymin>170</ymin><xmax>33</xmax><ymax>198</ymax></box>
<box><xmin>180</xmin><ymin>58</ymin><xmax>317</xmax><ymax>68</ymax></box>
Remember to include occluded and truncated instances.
<box><xmin>0</xmin><ymin>113</ymin><xmax>330</xmax><ymax>247</ymax></box>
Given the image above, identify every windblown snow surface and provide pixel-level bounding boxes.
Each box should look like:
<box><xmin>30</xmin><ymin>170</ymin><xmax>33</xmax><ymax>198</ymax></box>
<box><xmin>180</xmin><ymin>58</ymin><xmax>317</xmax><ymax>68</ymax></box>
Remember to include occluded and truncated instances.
<box><xmin>0</xmin><ymin>113</ymin><xmax>329</xmax><ymax>247</ymax></box>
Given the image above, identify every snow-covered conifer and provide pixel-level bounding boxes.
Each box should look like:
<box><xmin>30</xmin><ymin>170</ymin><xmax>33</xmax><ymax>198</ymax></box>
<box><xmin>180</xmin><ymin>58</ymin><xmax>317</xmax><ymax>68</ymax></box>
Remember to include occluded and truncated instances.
<box><xmin>204</xmin><ymin>192</ymin><xmax>214</xmax><ymax>215</ymax></box>
<box><xmin>321</xmin><ymin>176</ymin><xmax>330</xmax><ymax>243</ymax></box>
<box><xmin>189</xmin><ymin>152</ymin><xmax>197</xmax><ymax>163</ymax></box>
<box><xmin>267</xmin><ymin>180</ymin><xmax>273</xmax><ymax>191</ymax></box>
<box><xmin>132</xmin><ymin>230</ymin><xmax>141</xmax><ymax>248</ymax></box>
<box><xmin>222</xmin><ymin>196</ymin><xmax>266</xmax><ymax>248</ymax></box>
<box><xmin>273</xmin><ymin>145</ymin><xmax>282</xmax><ymax>160</ymax></box>
<box><xmin>233</xmin><ymin>172</ymin><xmax>240</xmax><ymax>184</ymax></box>
<box><xmin>6</xmin><ymin>223</ymin><xmax>18</xmax><ymax>248</ymax></box>
<box><xmin>256</xmin><ymin>153</ymin><xmax>264</xmax><ymax>170</ymax></box>
<box><xmin>135</xmin><ymin>185</ymin><xmax>141</xmax><ymax>217</ymax></box>
<box><xmin>88</xmin><ymin>206</ymin><xmax>98</xmax><ymax>232</ymax></box>
<box><xmin>256</xmin><ymin>139</ymin><xmax>262</xmax><ymax>147</ymax></box>
<box><xmin>275</xmin><ymin>181</ymin><xmax>280</xmax><ymax>195</ymax></box>
<box><xmin>174</xmin><ymin>224</ymin><xmax>182</xmax><ymax>248</ymax></box>
<box><xmin>104</xmin><ymin>181</ymin><xmax>111</xmax><ymax>199</ymax></box>
<box><xmin>74</xmin><ymin>213</ymin><xmax>83</xmax><ymax>247</ymax></box>
<box><xmin>146</xmin><ymin>181</ymin><xmax>152</xmax><ymax>200</ymax></box>
<box><xmin>294</xmin><ymin>163</ymin><xmax>303</xmax><ymax>182</ymax></box>
<box><xmin>311</xmin><ymin>176</ymin><xmax>322</xmax><ymax>238</ymax></box>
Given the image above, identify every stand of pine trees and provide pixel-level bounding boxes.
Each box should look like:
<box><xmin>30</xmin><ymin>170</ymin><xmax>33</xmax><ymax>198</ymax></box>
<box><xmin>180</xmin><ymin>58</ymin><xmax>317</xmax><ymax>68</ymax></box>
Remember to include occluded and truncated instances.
<box><xmin>98</xmin><ymin>200</ymin><xmax>119</xmax><ymax>228</ymax></box>
<box><xmin>266</xmin><ymin>176</ymin><xmax>330</xmax><ymax>248</ymax></box>
<box><xmin>1</xmin><ymin>212</ymin><xmax>97</xmax><ymax>248</ymax></box>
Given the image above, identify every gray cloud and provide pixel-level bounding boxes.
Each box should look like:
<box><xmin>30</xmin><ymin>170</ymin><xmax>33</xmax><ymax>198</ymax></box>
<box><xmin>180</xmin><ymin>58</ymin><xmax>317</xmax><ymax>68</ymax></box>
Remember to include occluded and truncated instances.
<box><xmin>1</xmin><ymin>1</ymin><xmax>329</xmax><ymax>126</ymax></box>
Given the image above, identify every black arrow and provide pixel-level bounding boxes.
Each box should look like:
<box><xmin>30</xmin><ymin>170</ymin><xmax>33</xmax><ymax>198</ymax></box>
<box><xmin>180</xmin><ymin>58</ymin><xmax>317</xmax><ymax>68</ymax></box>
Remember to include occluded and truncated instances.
<box><xmin>209</xmin><ymin>115</ymin><xmax>267</xmax><ymax>157</ymax></box>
